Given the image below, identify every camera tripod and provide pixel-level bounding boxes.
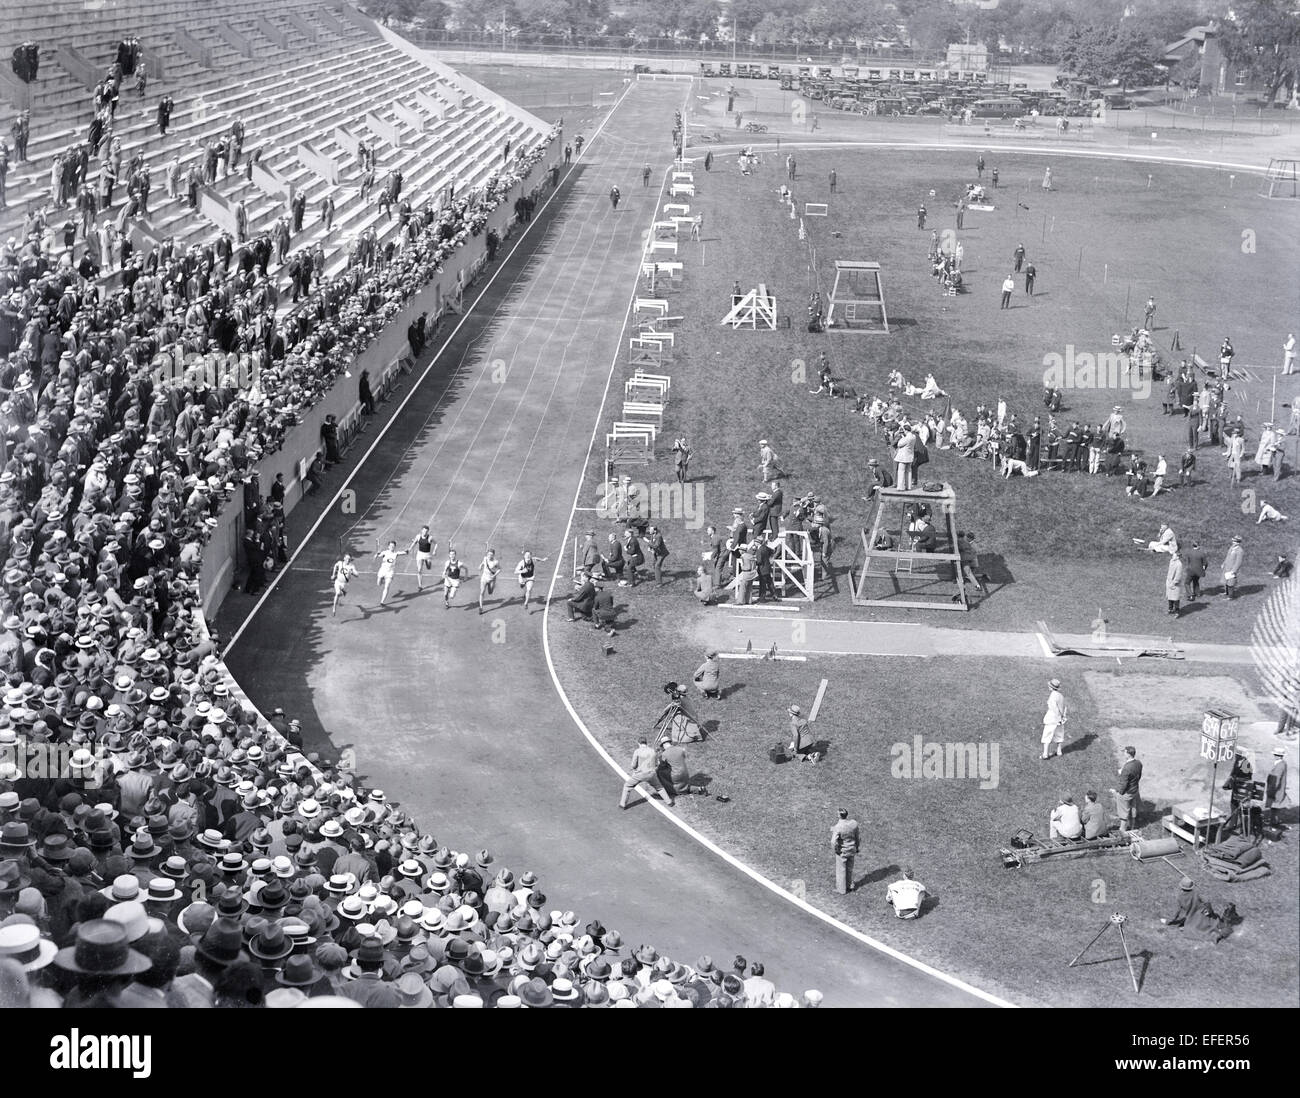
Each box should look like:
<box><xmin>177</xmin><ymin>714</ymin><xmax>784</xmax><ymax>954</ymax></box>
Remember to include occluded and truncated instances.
<box><xmin>1068</xmin><ymin>912</ymin><xmax>1141</xmax><ymax>993</ymax></box>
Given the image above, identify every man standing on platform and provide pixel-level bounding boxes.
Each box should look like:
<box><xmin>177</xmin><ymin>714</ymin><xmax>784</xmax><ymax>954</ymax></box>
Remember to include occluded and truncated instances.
<box><xmin>831</xmin><ymin>808</ymin><xmax>859</xmax><ymax>894</ymax></box>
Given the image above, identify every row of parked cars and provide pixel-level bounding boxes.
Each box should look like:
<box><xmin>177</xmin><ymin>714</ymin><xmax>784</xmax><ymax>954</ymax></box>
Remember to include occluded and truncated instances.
<box><xmin>799</xmin><ymin>82</ymin><xmax>1097</xmax><ymax>119</ymax></box>
<box><xmin>702</xmin><ymin>62</ymin><xmax>1136</xmax><ymax>119</ymax></box>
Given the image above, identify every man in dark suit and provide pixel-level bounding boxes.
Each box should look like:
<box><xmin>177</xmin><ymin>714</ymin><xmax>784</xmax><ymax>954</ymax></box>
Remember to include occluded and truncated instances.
<box><xmin>600</xmin><ymin>533</ymin><xmax>625</xmax><ymax>583</ymax></box>
<box><xmin>1110</xmin><ymin>746</ymin><xmax>1142</xmax><ymax>829</ymax></box>
<box><xmin>566</xmin><ymin>574</ymin><xmax>595</xmax><ymax>622</ymax></box>
<box><xmin>592</xmin><ymin>581</ymin><xmax>616</xmax><ymax>634</ymax></box>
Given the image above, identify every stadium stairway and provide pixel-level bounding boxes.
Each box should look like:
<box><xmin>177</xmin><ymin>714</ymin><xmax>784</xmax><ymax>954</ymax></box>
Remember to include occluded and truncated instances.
<box><xmin>1</xmin><ymin>0</ymin><xmax>548</xmax><ymax>318</ymax></box>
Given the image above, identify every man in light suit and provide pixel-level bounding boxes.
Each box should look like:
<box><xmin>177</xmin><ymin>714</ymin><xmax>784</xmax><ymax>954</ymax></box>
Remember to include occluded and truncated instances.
<box><xmin>1040</xmin><ymin>677</ymin><xmax>1067</xmax><ymax>759</ymax></box>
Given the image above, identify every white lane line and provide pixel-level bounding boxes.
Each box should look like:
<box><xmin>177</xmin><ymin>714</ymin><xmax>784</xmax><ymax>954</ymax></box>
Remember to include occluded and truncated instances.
<box><xmin>540</xmin><ymin>85</ymin><xmax>1013</xmax><ymax>1010</ymax></box>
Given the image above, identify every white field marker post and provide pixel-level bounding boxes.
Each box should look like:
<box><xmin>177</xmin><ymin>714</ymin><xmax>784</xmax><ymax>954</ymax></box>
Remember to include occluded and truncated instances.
<box><xmin>809</xmin><ymin>678</ymin><xmax>829</xmax><ymax>722</ymax></box>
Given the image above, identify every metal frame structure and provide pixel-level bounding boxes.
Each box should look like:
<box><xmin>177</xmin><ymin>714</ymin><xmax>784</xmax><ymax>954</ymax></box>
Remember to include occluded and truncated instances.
<box><xmin>1262</xmin><ymin>158</ymin><xmax>1299</xmax><ymax>199</ymax></box>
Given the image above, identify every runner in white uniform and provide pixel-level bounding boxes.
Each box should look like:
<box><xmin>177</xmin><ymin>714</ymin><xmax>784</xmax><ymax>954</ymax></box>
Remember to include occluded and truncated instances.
<box><xmin>408</xmin><ymin>525</ymin><xmax>437</xmax><ymax>590</ymax></box>
<box><xmin>330</xmin><ymin>554</ymin><xmax>358</xmax><ymax>616</ymax></box>
<box><xmin>374</xmin><ymin>540</ymin><xmax>408</xmax><ymax>605</ymax></box>
<box><xmin>443</xmin><ymin>550</ymin><xmax>462</xmax><ymax>608</ymax></box>
<box><xmin>478</xmin><ymin>548</ymin><xmax>503</xmax><ymax>614</ymax></box>
<box><xmin>513</xmin><ymin>550</ymin><xmax>548</xmax><ymax>611</ymax></box>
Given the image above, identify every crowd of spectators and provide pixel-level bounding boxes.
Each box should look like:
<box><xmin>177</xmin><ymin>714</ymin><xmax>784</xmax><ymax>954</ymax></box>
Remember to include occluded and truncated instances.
<box><xmin>0</xmin><ymin>88</ymin><xmax>818</xmax><ymax>1009</ymax></box>
<box><xmin>0</xmin><ymin>714</ymin><xmax>816</xmax><ymax>1006</ymax></box>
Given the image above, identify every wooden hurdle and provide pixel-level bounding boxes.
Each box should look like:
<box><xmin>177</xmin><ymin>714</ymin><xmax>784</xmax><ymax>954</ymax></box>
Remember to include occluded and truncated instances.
<box><xmin>625</xmin><ymin>375</ymin><xmax>669</xmax><ymax>403</ymax></box>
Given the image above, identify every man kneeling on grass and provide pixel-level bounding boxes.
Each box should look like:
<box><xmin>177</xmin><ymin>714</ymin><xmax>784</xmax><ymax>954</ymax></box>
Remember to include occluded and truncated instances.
<box><xmin>886</xmin><ymin>868</ymin><xmax>927</xmax><ymax>919</ymax></box>
<box><xmin>788</xmin><ymin>704</ymin><xmax>820</xmax><ymax>762</ymax></box>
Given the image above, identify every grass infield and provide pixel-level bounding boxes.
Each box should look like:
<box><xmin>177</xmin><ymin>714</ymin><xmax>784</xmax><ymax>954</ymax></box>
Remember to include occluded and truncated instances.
<box><xmin>548</xmin><ymin>142</ymin><xmax>1299</xmax><ymax>1006</ymax></box>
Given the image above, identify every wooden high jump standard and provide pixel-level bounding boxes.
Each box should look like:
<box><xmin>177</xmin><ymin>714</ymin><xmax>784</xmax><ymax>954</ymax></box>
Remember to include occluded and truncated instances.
<box><xmin>827</xmin><ymin>260</ymin><xmax>889</xmax><ymax>333</ymax></box>
<box><xmin>852</xmin><ymin>484</ymin><xmax>967</xmax><ymax>610</ymax></box>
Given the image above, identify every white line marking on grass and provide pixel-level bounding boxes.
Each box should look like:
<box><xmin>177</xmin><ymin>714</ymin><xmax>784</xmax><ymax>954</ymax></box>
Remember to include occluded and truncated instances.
<box><xmin>689</xmin><ymin>139</ymin><xmax>1269</xmax><ymax>176</ymax></box>
<box><xmin>541</xmin><ymin>84</ymin><xmax>1013</xmax><ymax>1011</ymax></box>
<box><xmin>222</xmin><ymin>81</ymin><xmax>639</xmax><ymax>659</ymax></box>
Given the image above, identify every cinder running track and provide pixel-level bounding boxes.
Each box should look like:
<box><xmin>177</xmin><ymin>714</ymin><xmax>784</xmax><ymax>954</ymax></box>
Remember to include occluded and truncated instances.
<box><xmin>222</xmin><ymin>84</ymin><xmax>996</xmax><ymax>1006</ymax></box>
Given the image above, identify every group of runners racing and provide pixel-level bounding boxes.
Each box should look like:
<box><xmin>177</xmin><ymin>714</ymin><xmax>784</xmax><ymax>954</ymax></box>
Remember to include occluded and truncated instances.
<box><xmin>329</xmin><ymin>528</ymin><xmax>548</xmax><ymax>617</ymax></box>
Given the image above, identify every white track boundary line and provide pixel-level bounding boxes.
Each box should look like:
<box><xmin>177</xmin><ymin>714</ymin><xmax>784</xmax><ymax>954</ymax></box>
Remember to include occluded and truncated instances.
<box><xmin>221</xmin><ymin>80</ymin><xmax>639</xmax><ymax>658</ymax></box>
<box><xmin>540</xmin><ymin>85</ymin><xmax>1013</xmax><ymax>1010</ymax></box>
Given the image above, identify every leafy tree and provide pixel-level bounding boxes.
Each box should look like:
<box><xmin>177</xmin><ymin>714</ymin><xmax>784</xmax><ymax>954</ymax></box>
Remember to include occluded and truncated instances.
<box><xmin>896</xmin><ymin>0</ymin><xmax>962</xmax><ymax>54</ymax></box>
<box><xmin>1058</xmin><ymin>21</ymin><xmax>1161</xmax><ymax>89</ymax></box>
<box><xmin>1216</xmin><ymin>0</ymin><xmax>1300</xmax><ymax>104</ymax></box>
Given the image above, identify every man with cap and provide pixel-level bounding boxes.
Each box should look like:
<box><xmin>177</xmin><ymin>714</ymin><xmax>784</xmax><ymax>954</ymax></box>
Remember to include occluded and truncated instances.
<box><xmin>758</xmin><ymin>439</ymin><xmax>783</xmax><ymax>482</ymax></box>
<box><xmin>1160</xmin><ymin>877</ymin><xmax>1199</xmax><ymax>927</ymax></box>
<box><xmin>565</xmin><ymin>572</ymin><xmax>595</xmax><ymax>623</ymax></box>
<box><xmin>1040</xmin><ymin>678</ymin><xmax>1067</xmax><ymax>760</ymax></box>
<box><xmin>787</xmin><ymin>704</ymin><xmax>818</xmax><ymax>762</ymax></box>
<box><xmin>692</xmin><ymin>651</ymin><xmax>721</xmax><ymax>700</ymax></box>
<box><xmin>1265</xmin><ymin>746</ymin><xmax>1288</xmax><ymax>831</ymax></box>
<box><xmin>1221</xmin><ymin>535</ymin><xmax>1244</xmax><ymax>599</ymax></box>
<box><xmin>831</xmin><ymin>808</ymin><xmax>859</xmax><ymax>894</ymax></box>
<box><xmin>618</xmin><ymin>736</ymin><xmax>670</xmax><ymax>810</ymax></box>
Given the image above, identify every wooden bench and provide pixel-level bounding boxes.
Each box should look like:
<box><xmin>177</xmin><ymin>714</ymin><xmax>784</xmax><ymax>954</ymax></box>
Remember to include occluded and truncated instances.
<box><xmin>648</xmin><ymin>239</ymin><xmax>678</xmax><ymax>255</ymax></box>
<box><xmin>635</xmin><ymin>298</ymin><xmax>670</xmax><ymax>316</ymax></box>
<box><xmin>653</xmin><ymin>220</ymin><xmax>678</xmax><ymax>236</ymax></box>
<box><xmin>670</xmin><ymin>182</ymin><xmax>695</xmax><ymax>196</ymax></box>
<box><xmin>663</xmin><ymin>202</ymin><xmax>690</xmax><ymax>215</ymax></box>
<box><xmin>671</xmin><ymin>171</ymin><xmax>694</xmax><ymax>182</ymax></box>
